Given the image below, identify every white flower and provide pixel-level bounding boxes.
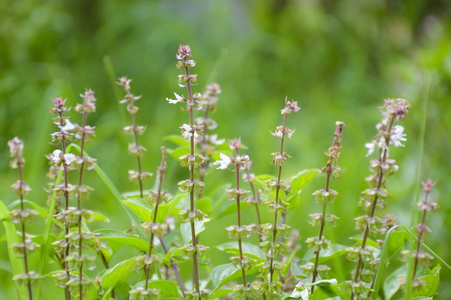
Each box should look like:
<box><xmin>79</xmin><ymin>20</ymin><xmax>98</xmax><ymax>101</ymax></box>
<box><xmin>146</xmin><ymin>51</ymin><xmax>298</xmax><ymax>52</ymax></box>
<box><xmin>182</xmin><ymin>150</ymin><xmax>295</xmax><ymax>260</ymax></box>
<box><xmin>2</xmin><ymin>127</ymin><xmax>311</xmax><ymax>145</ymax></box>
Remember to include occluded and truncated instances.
<box><xmin>180</xmin><ymin>124</ymin><xmax>193</xmax><ymax>139</ymax></box>
<box><xmin>64</xmin><ymin>153</ymin><xmax>76</xmax><ymax>165</ymax></box>
<box><xmin>51</xmin><ymin>150</ymin><xmax>62</xmax><ymax>164</ymax></box>
<box><xmin>213</xmin><ymin>153</ymin><xmax>231</xmax><ymax>170</ymax></box>
<box><xmin>180</xmin><ymin>124</ymin><xmax>201</xmax><ymax>140</ymax></box>
<box><xmin>391</xmin><ymin>125</ymin><xmax>406</xmax><ymax>147</ymax></box>
<box><xmin>210</xmin><ymin>134</ymin><xmax>225</xmax><ymax>145</ymax></box>
<box><xmin>60</xmin><ymin>120</ymin><xmax>76</xmax><ymax>132</ymax></box>
<box><xmin>166</xmin><ymin>93</ymin><xmax>185</xmax><ymax>104</ymax></box>
<box><xmin>365</xmin><ymin>141</ymin><xmax>376</xmax><ymax>157</ymax></box>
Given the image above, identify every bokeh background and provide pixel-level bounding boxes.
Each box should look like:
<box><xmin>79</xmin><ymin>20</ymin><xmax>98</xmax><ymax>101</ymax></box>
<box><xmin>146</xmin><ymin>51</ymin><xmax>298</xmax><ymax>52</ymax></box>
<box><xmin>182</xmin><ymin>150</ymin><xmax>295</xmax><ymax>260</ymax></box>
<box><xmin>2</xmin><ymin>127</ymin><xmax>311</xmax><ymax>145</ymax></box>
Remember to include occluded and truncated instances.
<box><xmin>1</xmin><ymin>0</ymin><xmax>450</xmax><ymax>298</ymax></box>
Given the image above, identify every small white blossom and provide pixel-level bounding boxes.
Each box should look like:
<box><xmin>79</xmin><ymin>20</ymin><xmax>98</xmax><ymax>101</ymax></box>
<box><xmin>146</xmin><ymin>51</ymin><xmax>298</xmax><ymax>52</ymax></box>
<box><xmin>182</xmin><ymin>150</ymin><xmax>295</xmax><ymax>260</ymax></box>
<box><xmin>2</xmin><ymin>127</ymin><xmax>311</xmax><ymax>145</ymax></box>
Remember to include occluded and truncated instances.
<box><xmin>51</xmin><ymin>150</ymin><xmax>62</xmax><ymax>164</ymax></box>
<box><xmin>180</xmin><ymin>124</ymin><xmax>200</xmax><ymax>140</ymax></box>
<box><xmin>210</xmin><ymin>134</ymin><xmax>225</xmax><ymax>145</ymax></box>
<box><xmin>213</xmin><ymin>153</ymin><xmax>232</xmax><ymax>170</ymax></box>
<box><xmin>60</xmin><ymin>120</ymin><xmax>76</xmax><ymax>132</ymax></box>
<box><xmin>391</xmin><ymin>125</ymin><xmax>406</xmax><ymax>147</ymax></box>
<box><xmin>166</xmin><ymin>93</ymin><xmax>185</xmax><ymax>104</ymax></box>
<box><xmin>64</xmin><ymin>153</ymin><xmax>77</xmax><ymax>166</ymax></box>
<box><xmin>365</xmin><ymin>142</ymin><xmax>375</xmax><ymax>157</ymax></box>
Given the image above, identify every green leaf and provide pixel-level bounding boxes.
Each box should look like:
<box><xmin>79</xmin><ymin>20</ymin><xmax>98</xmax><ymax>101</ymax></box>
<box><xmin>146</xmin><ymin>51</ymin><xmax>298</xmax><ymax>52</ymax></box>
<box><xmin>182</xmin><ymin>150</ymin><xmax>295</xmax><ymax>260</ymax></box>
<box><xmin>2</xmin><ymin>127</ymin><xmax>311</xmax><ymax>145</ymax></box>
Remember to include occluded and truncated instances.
<box><xmin>303</xmin><ymin>243</ymin><xmax>348</xmax><ymax>263</ymax></box>
<box><xmin>372</xmin><ymin>226</ymin><xmax>407</xmax><ymax>299</ymax></box>
<box><xmin>211</xmin><ymin>263</ymin><xmax>241</xmax><ymax>290</ymax></box>
<box><xmin>210</xmin><ymin>288</ymin><xmax>233</xmax><ymax>299</ymax></box>
<box><xmin>130</xmin><ymin>279</ymin><xmax>179</xmax><ymax>297</ymax></box>
<box><xmin>155</xmin><ymin>193</ymin><xmax>187</xmax><ymax>224</ymax></box>
<box><xmin>384</xmin><ymin>265</ymin><xmax>406</xmax><ymax>300</ymax></box>
<box><xmin>95</xmin><ymin>229</ymin><xmax>149</xmax><ymax>252</ymax></box>
<box><xmin>86</xmin><ymin>211</ymin><xmax>109</xmax><ymax>223</ymax></box>
<box><xmin>290</xmin><ymin>169</ymin><xmax>320</xmax><ymax>193</ymax></box>
<box><xmin>216</xmin><ymin>242</ymin><xmax>265</xmax><ymax>261</ymax></box>
<box><xmin>180</xmin><ymin>221</ymin><xmax>206</xmax><ymax>244</ymax></box>
<box><xmin>413</xmin><ymin>264</ymin><xmax>441</xmax><ymax>297</ymax></box>
<box><xmin>122</xmin><ymin>197</ymin><xmax>153</xmax><ymax>223</ymax></box>
<box><xmin>8</xmin><ymin>199</ymin><xmax>63</xmax><ymax>228</ymax></box>
<box><xmin>311</xmin><ymin>281</ymin><xmax>341</xmax><ymax>300</ymax></box>
<box><xmin>0</xmin><ymin>201</ymin><xmax>27</xmax><ymax>300</ymax></box>
<box><xmin>167</xmin><ymin>147</ymin><xmax>191</xmax><ymax>160</ymax></box>
<box><xmin>101</xmin><ymin>257</ymin><xmax>137</xmax><ymax>299</ymax></box>
<box><xmin>165</xmin><ymin>135</ymin><xmax>191</xmax><ymax>147</ymax></box>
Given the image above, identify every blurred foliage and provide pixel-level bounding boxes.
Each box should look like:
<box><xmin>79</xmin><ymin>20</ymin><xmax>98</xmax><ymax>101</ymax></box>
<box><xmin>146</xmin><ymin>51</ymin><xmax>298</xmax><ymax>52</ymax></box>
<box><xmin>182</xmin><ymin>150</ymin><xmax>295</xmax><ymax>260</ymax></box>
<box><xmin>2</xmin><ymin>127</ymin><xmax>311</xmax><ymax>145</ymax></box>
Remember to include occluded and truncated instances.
<box><xmin>1</xmin><ymin>0</ymin><xmax>450</xmax><ymax>298</ymax></box>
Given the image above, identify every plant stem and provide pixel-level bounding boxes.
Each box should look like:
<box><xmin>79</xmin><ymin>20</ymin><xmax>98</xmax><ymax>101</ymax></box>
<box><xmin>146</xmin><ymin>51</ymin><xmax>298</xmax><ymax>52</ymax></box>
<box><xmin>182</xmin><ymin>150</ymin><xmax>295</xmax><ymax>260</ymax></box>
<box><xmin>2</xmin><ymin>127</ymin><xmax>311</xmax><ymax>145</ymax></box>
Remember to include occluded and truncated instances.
<box><xmin>184</xmin><ymin>58</ymin><xmax>201</xmax><ymax>298</ymax></box>
<box><xmin>76</xmin><ymin>98</ymin><xmax>89</xmax><ymax>300</ymax></box>
<box><xmin>351</xmin><ymin>115</ymin><xmax>395</xmax><ymax>299</ymax></box>
<box><xmin>145</xmin><ymin>147</ymin><xmax>166</xmax><ymax>290</ymax></box>
<box><xmin>235</xmin><ymin>149</ymin><xmax>248</xmax><ymax>296</ymax></box>
<box><xmin>15</xmin><ymin>156</ymin><xmax>33</xmax><ymax>300</ymax></box>
<box><xmin>58</xmin><ymin>111</ymin><xmax>71</xmax><ymax>300</ymax></box>
<box><xmin>311</xmin><ymin>171</ymin><xmax>331</xmax><ymax>293</ymax></box>
<box><xmin>269</xmin><ymin>113</ymin><xmax>288</xmax><ymax>298</ymax></box>
<box><xmin>413</xmin><ymin>191</ymin><xmax>430</xmax><ymax>279</ymax></box>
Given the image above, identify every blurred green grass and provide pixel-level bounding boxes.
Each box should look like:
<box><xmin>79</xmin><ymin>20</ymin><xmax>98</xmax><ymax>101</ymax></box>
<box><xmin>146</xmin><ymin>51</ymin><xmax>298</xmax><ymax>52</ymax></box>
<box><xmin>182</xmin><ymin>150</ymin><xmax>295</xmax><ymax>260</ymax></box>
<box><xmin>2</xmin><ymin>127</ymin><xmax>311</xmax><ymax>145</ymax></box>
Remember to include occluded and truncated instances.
<box><xmin>1</xmin><ymin>0</ymin><xmax>450</xmax><ymax>298</ymax></box>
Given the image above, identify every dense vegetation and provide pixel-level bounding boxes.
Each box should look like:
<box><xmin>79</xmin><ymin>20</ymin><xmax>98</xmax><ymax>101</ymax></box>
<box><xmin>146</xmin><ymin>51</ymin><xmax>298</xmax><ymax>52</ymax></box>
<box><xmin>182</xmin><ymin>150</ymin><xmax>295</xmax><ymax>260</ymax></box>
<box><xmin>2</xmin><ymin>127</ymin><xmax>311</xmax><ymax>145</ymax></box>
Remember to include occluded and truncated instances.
<box><xmin>1</xmin><ymin>1</ymin><xmax>450</xmax><ymax>299</ymax></box>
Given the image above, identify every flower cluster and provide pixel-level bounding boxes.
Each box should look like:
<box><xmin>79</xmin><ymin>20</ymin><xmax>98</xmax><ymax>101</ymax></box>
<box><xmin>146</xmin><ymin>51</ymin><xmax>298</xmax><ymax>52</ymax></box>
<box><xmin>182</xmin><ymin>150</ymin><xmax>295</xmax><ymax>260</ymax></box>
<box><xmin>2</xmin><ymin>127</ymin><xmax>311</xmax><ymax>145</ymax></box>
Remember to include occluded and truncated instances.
<box><xmin>168</xmin><ymin>45</ymin><xmax>207</xmax><ymax>297</ymax></box>
<box><xmin>8</xmin><ymin>137</ymin><xmax>41</xmax><ymax>294</ymax></box>
<box><xmin>302</xmin><ymin>121</ymin><xmax>344</xmax><ymax>293</ymax></box>
<box><xmin>348</xmin><ymin>98</ymin><xmax>410</xmax><ymax>299</ymax></box>
<box><xmin>401</xmin><ymin>179</ymin><xmax>438</xmax><ymax>289</ymax></box>
<box><xmin>47</xmin><ymin>97</ymin><xmax>76</xmax><ymax>297</ymax></box>
<box><xmin>259</xmin><ymin>98</ymin><xmax>300</xmax><ymax>297</ymax></box>
<box><xmin>118</xmin><ymin>77</ymin><xmax>153</xmax><ymax>198</ymax></box>
<box><xmin>215</xmin><ymin>138</ymin><xmax>259</xmax><ymax>299</ymax></box>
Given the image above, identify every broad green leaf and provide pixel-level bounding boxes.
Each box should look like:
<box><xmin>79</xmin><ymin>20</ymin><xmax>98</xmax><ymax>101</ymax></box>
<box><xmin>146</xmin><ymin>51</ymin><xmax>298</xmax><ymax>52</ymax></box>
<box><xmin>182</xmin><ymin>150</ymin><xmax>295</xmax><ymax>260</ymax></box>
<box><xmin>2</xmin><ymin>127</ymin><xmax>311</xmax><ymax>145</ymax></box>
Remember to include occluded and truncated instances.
<box><xmin>310</xmin><ymin>279</ymin><xmax>341</xmax><ymax>300</ymax></box>
<box><xmin>196</xmin><ymin>198</ymin><xmax>212</xmax><ymax>216</ymax></box>
<box><xmin>167</xmin><ymin>147</ymin><xmax>191</xmax><ymax>160</ymax></box>
<box><xmin>303</xmin><ymin>243</ymin><xmax>348</xmax><ymax>263</ymax></box>
<box><xmin>95</xmin><ymin>229</ymin><xmax>149</xmax><ymax>252</ymax></box>
<box><xmin>291</xmin><ymin>169</ymin><xmax>320</xmax><ymax>193</ymax></box>
<box><xmin>413</xmin><ymin>264</ymin><xmax>441</xmax><ymax>297</ymax></box>
<box><xmin>101</xmin><ymin>257</ymin><xmax>137</xmax><ymax>299</ymax></box>
<box><xmin>384</xmin><ymin>265</ymin><xmax>406</xmax><ymax>300</ymax></box>
<box><xmin>156</xmin><ymin>193</ymin><xmax>187</xmax><ymax>223</ymax></box>
<box><xmin>211</xmin><ymin>263</ymin><xmax>241</xmax><ymax>290</ymax></box>
<box><xmin>165</xmin><ymin>135</ymin><xmax>191</xmax><ymax>147</ymax></box>
<box><xmin>129</xmin><ymin>280</ymin><xmax>179</xmax><ymax>297</ymax></box>
<box><xmin>216</xmin><ymin>242</ymin><xmax>265</xmax><ymax>261</ymax></box>
<box><xmin>372</xmin><ymin>226</ymin><xmax>407</xmax><ymax>299</ymax></box>
<box><xmin>86</xmin><ymin>211</ymin><xmax>109</xmax><ymax>223</ymax></box>
<box><xmin>0</xmin><ymin>201</ymin><xmax>27</xmax><ymax>299</ymax></box>
<box><xmin>210</xmin><ymin>288</ymin><xmax>233</xmax><ymax>299</ymax></box>
<box><xmin>180</xmin><ymin>220</ymin><xmax>206</xmax><ymax>244</ymax></box>
<box><xmin>123</xmin><ymin>197</ymin><xmax>153</xmax><ymax>222</ymax></box>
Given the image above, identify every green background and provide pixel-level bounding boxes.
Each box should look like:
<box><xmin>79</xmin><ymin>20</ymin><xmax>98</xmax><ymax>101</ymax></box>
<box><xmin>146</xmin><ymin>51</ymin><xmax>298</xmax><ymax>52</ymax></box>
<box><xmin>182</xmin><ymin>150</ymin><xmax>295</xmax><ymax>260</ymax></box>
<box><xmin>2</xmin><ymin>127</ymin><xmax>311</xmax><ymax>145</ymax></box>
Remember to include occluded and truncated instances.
<box><xmin>1</xmin><ymin>0</ymin><xmax>450</xmax><ymax>298</ymax></box>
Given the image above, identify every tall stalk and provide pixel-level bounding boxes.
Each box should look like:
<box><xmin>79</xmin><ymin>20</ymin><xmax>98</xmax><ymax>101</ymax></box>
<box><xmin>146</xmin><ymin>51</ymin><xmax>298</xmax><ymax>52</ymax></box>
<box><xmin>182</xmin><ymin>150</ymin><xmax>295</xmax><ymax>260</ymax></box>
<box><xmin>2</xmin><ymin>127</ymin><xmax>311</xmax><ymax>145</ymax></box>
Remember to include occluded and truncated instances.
<box><xmin>310</xmin><ymin>121</ymin><xmax>344</xmax><ymax>293</ymax></box>
<box><xmin>167</xmin><ymin>45</ymin><xmax>207</xmax><ymax>299</ymax></box>
<box><xmin>349</xmin><ymin>99</ymin><xmax>410</xmax><ymax>299</ymax></box>
<box><xmin>8</xmin><ymin>137</ymin><xmax>35</xmax><ymax>299</ymax></box>
<box><xmin>263</xmin><ymin>98</ymin><xmax>299</xmax><ymax>299</ymax></box>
